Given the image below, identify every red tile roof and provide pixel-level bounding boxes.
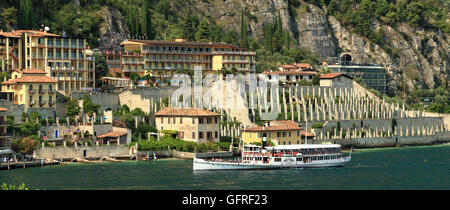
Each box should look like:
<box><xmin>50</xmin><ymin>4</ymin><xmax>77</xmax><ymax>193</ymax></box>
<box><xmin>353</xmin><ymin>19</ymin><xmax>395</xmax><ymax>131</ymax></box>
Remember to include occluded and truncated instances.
<box><xmin>265</xmin><ymin>70</ymin><xmax>317</xmax><ymax>75</ymax></box>
<box><xmin>12</xmin><ymin>69</ymin><xmax>47</xmax><ymax>74</ymax></box>
<box><xmin>155</xmin><ymin>108</ymin><xmax>221</xmax><ymax>117</ymax></box>
<box><xmin>319</xmin><ymin>73</ymin><xmax>352</xmax><ymax>79</ymax></box>
<box><xmin>0</xmin><ymin>30</ymin><xmax>60</xmax><ymax>38</ymax></box>
<box><xmin>97</xmin><ymin>131</ymin><xmax>128</xmax><ymax>139</ymax></box>
<box><xmin>244</xmin><ymin>120</ymin><xmax>302</xmax><ymax>132</ymax></box>
<box><xmin>2</xmin><ymin>75</ymin><xmax>57</xmax><ymax>84</ymax></box>
<box><xmin>293</xmin><ymin>63</ymin><xmax>312</xmax><ymax>69</ymax></box>
<box><xmin>22</xmin><ymin>69</ymin><xmax>47</xmax><ymax>74</ymax></box>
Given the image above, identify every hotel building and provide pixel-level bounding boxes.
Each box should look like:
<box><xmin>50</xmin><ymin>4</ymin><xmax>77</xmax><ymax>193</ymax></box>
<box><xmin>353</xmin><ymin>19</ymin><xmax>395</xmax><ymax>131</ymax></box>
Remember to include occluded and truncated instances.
<box><xmin>105</xmin><ymin>38</ymin><xmax>256</xmax><ymax>78</ymax></box>
<box><xmin>155</xmin><ymin>108</ymin><xmax>221</xmax><ymax>143</ymax></box>
<box><xmin>0</xmin><ymin>30</ymin><xmax>95</xmax><ymax>93</ymax></box>
<box><xmin>1</xmin><ymin>69</ymin><xmax>57</xmax><ymax>110</ymax></box>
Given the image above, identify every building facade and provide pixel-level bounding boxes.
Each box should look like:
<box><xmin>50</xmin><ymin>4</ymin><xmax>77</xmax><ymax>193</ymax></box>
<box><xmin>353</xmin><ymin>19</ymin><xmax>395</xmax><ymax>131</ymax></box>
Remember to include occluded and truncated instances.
<box><xmin>242</xmin><ymin>120</ymin><xmax>314</xmax><ymax>145</ymax></box>
<box><xmin>319</xmin><ymin>73</ymin><xmax>354</xmax><ymax>87</ymax></box>
<box><xmin>105</xmin><ymin>38</ymin><xmax>256</xmax><ymax>78</ymax></box>
<box><xmin>1</xmin><ymin>69</ymin><xmax>57</xmax><ymax>110</ymax></box>
<box><xmin>155</xmin><ymin>108</ymin><xmax>221</xmax><ymax>143</ymax></box>
<box><xmin>0</xmin><ymin>107</ymin><xmax>8</xmax><ymax>149</ymax></box>
<box><xmin>0</xmin><ymin>30</ymin><xmax>95</xmax><ymax>93</ymax></box>
<box><xmin>326</xmin><ymin>63</ymin><xmax>387</xmax><ymax>93</ymax></box>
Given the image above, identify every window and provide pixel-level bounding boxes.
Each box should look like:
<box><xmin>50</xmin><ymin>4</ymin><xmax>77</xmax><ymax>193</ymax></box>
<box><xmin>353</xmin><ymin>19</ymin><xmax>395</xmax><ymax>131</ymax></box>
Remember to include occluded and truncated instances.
<box><xmin>173</xmin><ymin>118</ymin><xmax>176</xmax><ymax>124</ymax></box>
<box><xmin>180</xmin><ymin>117</ymin><xmax>183</xmax><ymax>124</ymax></box>
<box><xmin>192</xmin><ymin>132</ymin><xmax>195</xmax><ymax>139</ymax></box>
<box><xmin>199</xmin><ymin>118</ymin><xmax>203</xmax><ymax>124</ymax></box>
<box><xmin>207</xmin><ymin>117</ymin><xmax>211</xmax><ymax>124</ymax></box>
<box><xmin>214</xmin><ymin>117</ymin><xmax>218</xmax><ymax>123</ymax></box>
<box><xmin>215</xmin><ymin>131</ymin><xmax>218</xmax><ymax>138</ymax></box>
<box><xmin>192</xmin><ymin>118</ymin><xmax>195</xmax><ymax>124</ymax></box>
<box><xmin>168</xmin><ymin>117</ymin><xmax>171</xmax><ymax>124</ymax></box>
<box><xmin>160</xmin><ymin>117</ymin><xmax>164</xmax><ymax>124</ymax></box>
<box><xmin>199</xmin><ymin>132</ymin><xmax>203</xmax><ymax>139</ymax></box>
<box><xmin>277</xmin><ymin>132</ymin><xmax>281</xmax><ymax>137</ymax></box>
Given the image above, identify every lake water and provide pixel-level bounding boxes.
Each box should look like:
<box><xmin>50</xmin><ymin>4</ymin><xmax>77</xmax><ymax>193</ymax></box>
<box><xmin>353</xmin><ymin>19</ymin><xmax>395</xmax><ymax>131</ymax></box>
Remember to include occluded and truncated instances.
<box><xmin>1</xmin><ymin>144</ymin><xmax>449</xmax><ymax>190</ymax></box>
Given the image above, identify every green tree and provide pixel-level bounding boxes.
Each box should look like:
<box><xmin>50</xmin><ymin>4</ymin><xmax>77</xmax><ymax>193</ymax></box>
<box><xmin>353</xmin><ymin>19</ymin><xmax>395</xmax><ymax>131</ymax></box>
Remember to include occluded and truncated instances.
<box><xmin>94</xmin><ymin>52</ymin><xmax>108</xmax><ymax>87</ymax></box>
<box><xmin>375</xmin><ymin>0</ymin><xmax>389</xmax><ymax>17</ymax></box>
<box><xmin>66</xmin><ymin>98</ymin><xmax>80</xmax><ymax>117</ymax></box>
<box><xmin>195</xmin><ymin>19</ymin><xmax>211</xmax><ymax>42</ymax></box>
<box><xmin>141</xmin><ymin>0</ymin><xmax>153</xmax><ymax>39</ymax></box>
<box><xmin>18</xmin><ymin>0</ymin><xmax>32</xmax><ymax>29</ymax></box>
<box><xmin>83</xmin><ymin>96</ymin><xmax>100</xmax><ymax>115</ymax></box>
<box><xmin>1</xmin><ymin>7</ymin><xmax>17</xmax><ymax>27</ymax></box>
<box><xmin>240</xmin><ymin>9</ymin><xmax>248</xmax><ymax>48</ymax></box>
<box><xmin>156</xmin><ymin>0</ymin><xmax>172</xmax><ymax>21</ymax></box>
<box><xmin>181</xmin><ymin>15</ymin><xmax>199</xmax><ymax>41</ymax></box>
<box><xmin>11</xmin><ymin>137</ymin><xmax>36</xmax><ymax>156</ymax></box>
<box><xmin>20</xmin><ymin>121</ymin><xmax>40</xmax><ymax>137</ymax></box>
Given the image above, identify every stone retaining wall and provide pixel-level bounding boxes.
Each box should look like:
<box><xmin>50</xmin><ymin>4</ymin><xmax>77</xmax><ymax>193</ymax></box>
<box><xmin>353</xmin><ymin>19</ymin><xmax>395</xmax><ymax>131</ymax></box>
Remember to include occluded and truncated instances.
<box><xmin>34</xmin><ymin>145</ymin><xmax>131</xmax><ymax>159</ymax></box>
<box><xmin>314</xmin><ymin>131</ymin><xmax>450</xmax><ymax>148</ymax></box>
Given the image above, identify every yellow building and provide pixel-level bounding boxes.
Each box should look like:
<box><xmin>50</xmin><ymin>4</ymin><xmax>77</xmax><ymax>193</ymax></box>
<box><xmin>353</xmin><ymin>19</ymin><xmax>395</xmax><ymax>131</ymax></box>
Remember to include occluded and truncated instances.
<box><xmin>0</xmin><ymin>30</ymin><xmax>95</xmax><ymax>94</ymax></box>
<box><xmin>242</xmin><ymin>120</ymin><xmax>314</xmax><ymax>145</ymax></box>
<box><xmin>1</xmin><ymin>69</ymin><xmax>57</xmax><ymax>110</ymax></box>
<box><xmin>154</xmin><ymin>107</ymin><xmax>221</xmax><ymax>143</ymax></box>
<box><xmin>113</xmin><ymin>38</ymin><xmax>256</xmax><ymax>78</ymax></box>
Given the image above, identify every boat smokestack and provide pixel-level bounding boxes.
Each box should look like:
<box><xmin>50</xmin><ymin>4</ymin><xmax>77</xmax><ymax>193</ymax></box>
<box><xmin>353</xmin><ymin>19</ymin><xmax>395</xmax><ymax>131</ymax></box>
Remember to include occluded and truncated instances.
<box><xmin>262</xmin><ymin>137</ymin><xmax>267</xmax><ymax>149</ymax></box>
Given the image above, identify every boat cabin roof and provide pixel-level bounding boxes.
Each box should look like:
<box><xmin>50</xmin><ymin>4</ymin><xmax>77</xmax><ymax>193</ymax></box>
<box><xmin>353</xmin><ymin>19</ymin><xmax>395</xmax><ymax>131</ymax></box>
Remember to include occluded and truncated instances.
<box><xmin>267</xmin><ymin>144</ymin><xmax>341</xmax><ymax>150</ymax></box>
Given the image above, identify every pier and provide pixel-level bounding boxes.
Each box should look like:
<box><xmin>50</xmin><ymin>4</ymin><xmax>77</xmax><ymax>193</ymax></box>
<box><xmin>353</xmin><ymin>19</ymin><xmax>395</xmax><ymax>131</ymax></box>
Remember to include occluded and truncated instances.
<box><xmin>0</xmin><ymin>160</ymin><xmax>60</xmax><ymax>170</ymax></box>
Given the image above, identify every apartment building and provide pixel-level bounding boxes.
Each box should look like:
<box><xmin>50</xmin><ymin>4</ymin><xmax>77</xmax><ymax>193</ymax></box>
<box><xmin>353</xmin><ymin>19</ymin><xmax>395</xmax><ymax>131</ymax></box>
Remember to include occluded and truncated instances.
<box><xmin>155</xmin><ymin>107</ymin><xmax>221</xmax><ymax>143</ymax></box>
<box><xmin>1</xmin><ymin>69</ymin><xmax>57</xmax><ymax>110</ymax></box>
<box><xmin>0</xmin><ymin>30</ymin><xmax>95</xmax><ymax>94</ymax></box>
<box><xmin>105</xmin><ymin>38</ymin><xmax>256</xmax><ymax>78</ymax></box>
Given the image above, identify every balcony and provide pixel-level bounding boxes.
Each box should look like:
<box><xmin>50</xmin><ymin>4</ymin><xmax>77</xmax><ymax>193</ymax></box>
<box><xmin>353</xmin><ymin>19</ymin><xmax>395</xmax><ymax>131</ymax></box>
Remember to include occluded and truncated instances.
<box><xmin>29</xmin><ymin>101</ymin><xmax>36</xmax><ymax>106</ymax></box>
<box><xmin>49</xmin><ymin>101</ymin><xmax>55</xmax><ymax>107</ymax></box>
<box><xmin>29</xmin><ymin>89</ymin><xmax>36</xmax><ymax>94</ymax></box>
<box><xmin>48</xmin><ymin>89</ymin><xmax>55</xmax><ymax>94</ymax></box>
<box><xmin>39</xmin><ymin>100</ymin><xmax>46</xmax><ymax>106</ymax></box>
<box><xmin>38</xmin><ymin>89</ymin><xmax>45</xmax><ymax>94</ymax></box>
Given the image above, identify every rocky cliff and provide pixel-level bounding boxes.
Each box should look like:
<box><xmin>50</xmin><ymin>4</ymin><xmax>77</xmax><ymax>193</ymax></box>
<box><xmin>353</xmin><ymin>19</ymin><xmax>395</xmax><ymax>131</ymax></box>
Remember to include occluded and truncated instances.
<box><xmin>96</xmin><ymin>0</ymin><xmax>448</xmax><ymax>93</ymax></box>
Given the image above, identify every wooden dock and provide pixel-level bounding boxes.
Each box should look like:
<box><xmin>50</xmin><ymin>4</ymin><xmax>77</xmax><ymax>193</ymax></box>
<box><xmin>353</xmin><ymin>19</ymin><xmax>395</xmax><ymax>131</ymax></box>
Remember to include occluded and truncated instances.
<box><xmin>0</xmin><ymin>160</ymin><xmax>60</xmax><ymax>170</ymax></box>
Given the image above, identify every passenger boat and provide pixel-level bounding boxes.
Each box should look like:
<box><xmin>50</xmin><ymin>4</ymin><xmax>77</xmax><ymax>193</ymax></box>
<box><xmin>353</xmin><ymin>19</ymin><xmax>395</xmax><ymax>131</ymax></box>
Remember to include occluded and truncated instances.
<box><xmin>193</xmin><ymin>144</ymin><xmax>352</xmax><ymax>171</ymax></box>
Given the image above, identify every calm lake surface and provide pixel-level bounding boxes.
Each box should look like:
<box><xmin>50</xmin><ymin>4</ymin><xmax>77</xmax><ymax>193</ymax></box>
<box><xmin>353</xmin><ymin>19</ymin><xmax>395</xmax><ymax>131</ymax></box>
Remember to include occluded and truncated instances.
<box><xmin>1</xmin><ymin>144</ymin><xmax>449</xmax><ymax>190</ymax></box>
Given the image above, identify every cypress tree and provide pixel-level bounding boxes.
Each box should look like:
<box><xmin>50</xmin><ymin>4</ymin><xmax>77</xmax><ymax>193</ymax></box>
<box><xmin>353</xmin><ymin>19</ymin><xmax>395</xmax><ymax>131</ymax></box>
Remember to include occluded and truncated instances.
<box><xmin>128</xmin><ymin>4</ymin><xmax>135</xmax><ymax>38</ymax></box>
<box><xmin>18</xmin><ymin>0</ymin><xmax>32</xmax><ymax>29</ymax></box>
<box><xmin>264</xmin><ymin>24</ymin><xmax>273</xmax><ymax>54</ymax></box>
<box><xmin>240</xmin><ymin>9</ymin><xmax>248</xmax><ymax>48</ymax></box>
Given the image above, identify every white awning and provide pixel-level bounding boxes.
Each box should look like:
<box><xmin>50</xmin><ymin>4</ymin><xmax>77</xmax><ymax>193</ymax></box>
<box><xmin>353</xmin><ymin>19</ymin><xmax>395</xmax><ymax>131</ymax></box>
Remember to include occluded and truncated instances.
<box><xmin>0</xmin><ymin>149</ymin><xmax>13</xmax><ymax>154</ymax></box>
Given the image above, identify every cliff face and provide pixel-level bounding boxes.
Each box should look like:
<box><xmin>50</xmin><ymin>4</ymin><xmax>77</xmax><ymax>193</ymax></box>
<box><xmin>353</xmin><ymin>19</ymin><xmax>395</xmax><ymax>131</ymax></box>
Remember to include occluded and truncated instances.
<box><xmin>95</xmin><ymin>6</ymin><xmax>129</xmax><ymax>51</ymax></box>
<box><xmin>97</xmin><ymin>1</ymin><xmax>449</xmax><ymax>93</ymax></box>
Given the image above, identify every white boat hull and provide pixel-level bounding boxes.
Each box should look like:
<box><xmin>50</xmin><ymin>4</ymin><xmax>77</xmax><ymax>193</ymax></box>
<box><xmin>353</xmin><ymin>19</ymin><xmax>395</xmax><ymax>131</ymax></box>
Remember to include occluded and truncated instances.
<box><xmin>193</xmin><ymin>157</ymin><xmax>351</xmax><ymax>171</ymax></box>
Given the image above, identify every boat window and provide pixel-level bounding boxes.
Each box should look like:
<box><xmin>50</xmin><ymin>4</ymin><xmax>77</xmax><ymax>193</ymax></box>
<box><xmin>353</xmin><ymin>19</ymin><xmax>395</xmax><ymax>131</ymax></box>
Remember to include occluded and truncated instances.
<box><xmin>274</xmin><ymin>158</ymin><xmax>281</xmax><ymax>162</ymax></box>
<box><xmin>296</xmin><ymin>157</ymin><xmax>302</xmax><ymax>162</ymax></box>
